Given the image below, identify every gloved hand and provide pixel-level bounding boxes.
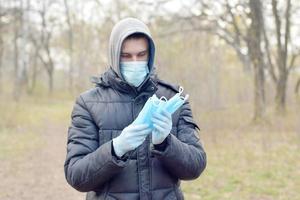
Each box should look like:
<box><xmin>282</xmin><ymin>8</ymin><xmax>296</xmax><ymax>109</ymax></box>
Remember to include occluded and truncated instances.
<box><xmin>151</xmin><ymin>108</ymin><xmax>172</xmax><ymax>145</ymax></box>
<box><xmin>112</xmin><ymin>123</ymin><xmax>152</xmax><ymax>157</ymax></box>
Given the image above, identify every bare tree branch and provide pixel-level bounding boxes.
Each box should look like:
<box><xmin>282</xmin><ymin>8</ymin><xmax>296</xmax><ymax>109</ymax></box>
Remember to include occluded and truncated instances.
<box><xmin>272</xmin><ymin>0</ymin><xmax>283</xmax><ymax>67</ymax></box>
<box><xmin>283</xmin><ymin>0</ymin><xmax>291</xmax><ymax>64</ymax></box>
<box><xmin>261</xmin><ymin>11</ymin><xmax>277</xmax><ymax>83</ymax></box>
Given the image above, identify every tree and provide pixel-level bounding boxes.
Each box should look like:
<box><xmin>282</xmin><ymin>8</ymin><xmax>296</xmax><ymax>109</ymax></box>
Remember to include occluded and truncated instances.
<box><xmin>151</xmin><ymin>0</ymin><xmax>300</xmax><ymax>119</ymax></box>
<box><xmin>12</xmin><ymin>0</ymin><xmax>28</xmax><ymax>101</ymax></box>
<box><xmin>248</xmin><ymin>0</ymin><xmax>266</xmax><ymax>121</ymax></box>
<box><xmin>28</xmin><ymin>0</ymin><xmax>59</xmax><ymax>94</ymax></box>
<box><xmin>264</xmin><ymin>0</ymin><xmax>299</xmax><ymax>113</ymax></box>
<box><xmin>63</xmin><ymin>0</ymin><xmax>74</xmax><ymax>93</ymax></box>
<box><xmin>0</xmin><ymin>4</ymin><xmax>6</xmax><ymax>94</ymax></box>
<box><xmin>175</xmin><ymin>0</ymin><xmax>267</xmax><ymax>121</ymax></box>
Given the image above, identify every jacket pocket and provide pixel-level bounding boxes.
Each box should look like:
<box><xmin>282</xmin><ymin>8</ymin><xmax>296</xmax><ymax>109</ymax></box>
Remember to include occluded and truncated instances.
<box><xmin>151</xmin><ymin>157</ymin><xmax>178</xmax><ymax>189</ymax></box>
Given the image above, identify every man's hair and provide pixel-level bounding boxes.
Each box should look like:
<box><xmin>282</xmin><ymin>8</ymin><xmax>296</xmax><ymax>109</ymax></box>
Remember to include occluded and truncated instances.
<box><xmin>125</xmin><ymin>32</ymin><xmax>148</xmax><ymax>40</ymax></box>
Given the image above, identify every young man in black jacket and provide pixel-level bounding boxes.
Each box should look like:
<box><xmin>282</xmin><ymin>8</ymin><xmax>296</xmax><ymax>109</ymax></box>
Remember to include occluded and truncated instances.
<box><xmin>64</xmin><ymin>17</ymin><xmax>206</xmax><ymax>200</ymax></box>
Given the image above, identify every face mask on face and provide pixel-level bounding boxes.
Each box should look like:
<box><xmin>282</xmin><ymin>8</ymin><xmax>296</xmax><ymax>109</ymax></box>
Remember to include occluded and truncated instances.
<box><xmin>120</xmin><ymin>61</ymin><xmax>149</xmax><ymax>87</ymax></box>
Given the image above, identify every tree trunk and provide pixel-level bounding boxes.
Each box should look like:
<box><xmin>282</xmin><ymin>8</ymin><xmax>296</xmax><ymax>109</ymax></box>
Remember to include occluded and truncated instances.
<box><xmin>0</xmin><ymin>37</ymin><xmax>3</xmax><ymax>94</ymax></box>
<box><xmin>271</xmin><ymin>0</ymin><xmax>291</xmax><ymax>114</ymax></box>
<box><xmin>248</xmin><ymin>0</ymin><xmax>266</xmax><ymax>122</ymax></box>
<box><xmin>295</xmin><ymin>78</ymin><xmax>300</xmax><ymax>96</ymax></box>
<box><xmin>13</xmin><ymin>8</ymin><xmax>21</xmax><ymax>101</ymax></box>
<box><xmin>48</xmin><ymin>69</ymin><xmax>53</xmax><ymax>93</ymax></box>
<box><xmin>27</xmin><ymin>48</ymin><xmax>39</xmax><ymax>94</ymax></box>
<box><xmin>64</xmin><ymin>0</ymin><xmax>74</xmax><ymax>94</ymax></box>
<box><xmin>253</xmin><ymin>60</ymin><xmax>266</xmax><ymax>121</ymax></box>
<box><xmin>275</xmin><ymin>73</ymin><xmax>288</xmax><ymax>113</ymax></box>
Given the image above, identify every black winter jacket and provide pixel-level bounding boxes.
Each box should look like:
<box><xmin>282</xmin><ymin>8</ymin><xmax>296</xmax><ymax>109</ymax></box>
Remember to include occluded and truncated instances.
<box><xmin>64</xmin><ymin>67</ymin><xmax>206</xmax><ymax>200</ymax></box>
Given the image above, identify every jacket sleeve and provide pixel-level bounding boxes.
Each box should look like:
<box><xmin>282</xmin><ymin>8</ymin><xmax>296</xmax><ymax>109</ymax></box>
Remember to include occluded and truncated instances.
<box><xmin>64</xmin><ymin>95</ymin><xmax>129</xmax><ymax>192</ymax></box>
<box><xmin>151</xmin><ymin>100</ymin><xmax>207</xmax><ymax>180</ymax></box>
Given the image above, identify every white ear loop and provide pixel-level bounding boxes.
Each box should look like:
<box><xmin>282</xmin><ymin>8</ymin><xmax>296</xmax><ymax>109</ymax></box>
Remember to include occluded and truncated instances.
<box><xmin>156</xmin><ymin>96</ymin><xmax>167</xmax><ymax>107</ymax></box>
<box><xmin>152</xmin><ymin>97</ymin><xmax>160</xmax><ymax>107</ymax></box>
<box><xmin>159</xmin><ymin>96</ymin><xmax>167</xmax><ymax>102</ymax></box>
<box><xmin>178</xmin><ymin>86</ymin><xmax>184</xmax><ymax>94</ymax></box>
<box><xmin>178</xmin><ymin>86</ymin><xmax>188</xmax><ymax>101</ymax></box>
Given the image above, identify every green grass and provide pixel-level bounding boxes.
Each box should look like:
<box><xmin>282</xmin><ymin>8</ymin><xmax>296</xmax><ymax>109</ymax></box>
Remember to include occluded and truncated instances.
<box><xmin>182</xmin><ymin>104</ymin><xmax>300</xmax><ymax>200</ymax></box>
<box><xmin>0</xmin><ymin>95</ymin><xmax>73</xmax><ymax>159</ymax></box>
<box><xmin>0</xmin><ymin>128</ymin><xmax>43</xmax><ymax>159</ymax></box>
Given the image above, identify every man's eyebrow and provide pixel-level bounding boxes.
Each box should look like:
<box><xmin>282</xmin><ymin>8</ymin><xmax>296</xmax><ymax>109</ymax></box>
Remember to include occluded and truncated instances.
<box><xmin>138</xmin><ymin>50</ymin><xmax>148</xmax><ymax>54</ymax></box>
<box><xmin>121</xmin><ymin>50</ymin><xmax>148</xmax><ymax>54</ymax></box>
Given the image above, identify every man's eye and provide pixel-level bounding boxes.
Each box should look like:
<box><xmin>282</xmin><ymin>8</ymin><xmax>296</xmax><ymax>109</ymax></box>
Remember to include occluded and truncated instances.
<box><xmin>121</xmin><ymin>54</ymin><xmax>130</xmax><ymax>58</ymax></box>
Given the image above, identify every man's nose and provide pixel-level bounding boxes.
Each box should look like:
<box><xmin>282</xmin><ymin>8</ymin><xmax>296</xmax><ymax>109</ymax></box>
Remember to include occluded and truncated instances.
<box><xmin>132</xmin><ymin>55</ymin><xmax>138</xmax><ymax>61</ymax></box>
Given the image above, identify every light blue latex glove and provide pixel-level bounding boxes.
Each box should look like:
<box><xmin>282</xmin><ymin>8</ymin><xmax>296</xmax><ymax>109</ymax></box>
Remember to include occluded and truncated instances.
<box><xmin>151</xmin><ymin>108</ymin><xmax>172</xmax><ymax>145</ymax></box>
<box><xmin>112</xmin><ymin>124</ymin><xmax>152</xmax><ymax>157</ymax></box>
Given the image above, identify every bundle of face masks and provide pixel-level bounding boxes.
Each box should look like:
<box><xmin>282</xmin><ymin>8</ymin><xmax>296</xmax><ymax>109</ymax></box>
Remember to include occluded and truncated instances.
<box><xmin>132</xmin><ymin>86</ymin><xmax>189</xmax><ymax>127</ymax></box>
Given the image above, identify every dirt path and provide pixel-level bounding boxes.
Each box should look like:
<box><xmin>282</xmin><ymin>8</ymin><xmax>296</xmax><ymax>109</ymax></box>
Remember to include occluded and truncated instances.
<box><xmin>0</xmin><ymin>122</ymin><xmax>85</xmax><ymax>200</ymax></box>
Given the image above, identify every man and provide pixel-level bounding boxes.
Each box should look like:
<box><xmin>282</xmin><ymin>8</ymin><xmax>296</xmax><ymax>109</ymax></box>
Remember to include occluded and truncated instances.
<box><xmin>64</xmin><ymin>17</ymin><xmax>206</xmax><ymax>200</ymax></box>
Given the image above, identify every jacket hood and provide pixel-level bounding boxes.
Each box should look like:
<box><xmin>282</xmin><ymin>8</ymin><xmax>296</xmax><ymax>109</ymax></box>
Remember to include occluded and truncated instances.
<box><xmin>108</xmin><ymin>17</ymin><xmax>156</xmax><ymax>83</ymax></box>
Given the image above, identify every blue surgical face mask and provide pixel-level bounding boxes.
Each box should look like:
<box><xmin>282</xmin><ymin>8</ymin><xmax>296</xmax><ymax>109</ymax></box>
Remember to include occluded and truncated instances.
<box><xmin>120</xmin><ymin>61</ymin><xmax>149</xmax><ymax>87</ymax></box>
<box><xmin>163</xmin><ymin>87</ymin><xmax>189</xmax><ymax>114</ymax></box>
<box><xmin>132</xmin><ymin>88</ymin><xmax>189</xmax><ymax>128</ymax></box>
<box><xmin>132</xmin><ymin>94</ymin><xmax>160</xmax><ymax>127</ymax></box>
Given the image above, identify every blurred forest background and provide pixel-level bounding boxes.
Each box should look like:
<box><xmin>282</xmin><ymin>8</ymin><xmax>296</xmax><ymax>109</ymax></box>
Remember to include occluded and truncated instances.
<box><xmin>0</xmin><ymin>0</ymin><xmax>300</xmax><ymax>200</ymax></box>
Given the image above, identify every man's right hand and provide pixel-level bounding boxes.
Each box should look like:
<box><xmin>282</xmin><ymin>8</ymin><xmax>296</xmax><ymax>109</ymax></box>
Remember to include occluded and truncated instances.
<box><xmin>112</xmin><ymin>124</ymin><xmax>151</xmax><ymax>157</ymax></box>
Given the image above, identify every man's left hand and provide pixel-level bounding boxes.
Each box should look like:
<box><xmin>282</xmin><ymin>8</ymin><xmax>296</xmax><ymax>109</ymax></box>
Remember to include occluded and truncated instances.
<box><xmin>151</xmin><ymin>109</ymin><xmax>172</xmax><ymax>145</ymax></box>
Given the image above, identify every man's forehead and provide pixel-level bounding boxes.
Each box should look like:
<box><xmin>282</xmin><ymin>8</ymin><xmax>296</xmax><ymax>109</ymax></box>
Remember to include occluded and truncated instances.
<box><xmin>121</xmin><ymin>37</ymin><xmax>149</xmax><ymax>53</ymax></box>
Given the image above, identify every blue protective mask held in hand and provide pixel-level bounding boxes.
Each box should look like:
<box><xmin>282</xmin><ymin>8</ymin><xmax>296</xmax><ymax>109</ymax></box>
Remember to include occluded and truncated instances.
<box><xmin>133</xmin><ymin>86</ymin><xmax>189</xmax><ymax>129</ymax></box>
<box><xmin>161</xmin><ymin>86</ymin><xmax>189</xmax><ymax>114</ymax></box>
<box><xmin>120</xmin><ymin>61</ymin><xmax>149</xmax><ymax>87</ymax></box>
<box><xmin>132</xmin><ymin>94</ymin><xmax>160</xmax><ymax>128</ymax></box>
